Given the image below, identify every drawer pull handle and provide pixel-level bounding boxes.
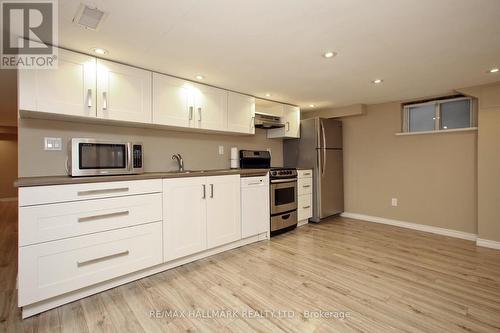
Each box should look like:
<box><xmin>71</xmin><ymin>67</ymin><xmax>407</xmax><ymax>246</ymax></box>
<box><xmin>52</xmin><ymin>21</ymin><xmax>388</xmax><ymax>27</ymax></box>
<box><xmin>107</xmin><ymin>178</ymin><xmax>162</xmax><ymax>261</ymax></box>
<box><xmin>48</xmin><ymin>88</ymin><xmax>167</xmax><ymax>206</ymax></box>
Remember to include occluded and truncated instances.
<box><xmin>77</xmin><ymin>187</ymin><xmax>129</xmax><ymax>196</ymax></box>
<box><xmin>77</xmin><ymin>250</ymin><xmax>130</xmax><ymax>267</ymax></box>
<box><xmin>78</xmin><ymin>210</ymin><xmax>130</xmax><ymax>223</ymax></box>
<box><xmin>303</xmin><ymin>185</ymin><xmax>311</xmax><ymax>188</ymax></box>
<box><xmin>303</xmin><ymin>205</ymin><xmax>311</xmax><ymax>209</ymax></box>
<box><xmin>248</xmin><ymin>182</ymin><xmax>261</xmax><ymax>185</ymax></box>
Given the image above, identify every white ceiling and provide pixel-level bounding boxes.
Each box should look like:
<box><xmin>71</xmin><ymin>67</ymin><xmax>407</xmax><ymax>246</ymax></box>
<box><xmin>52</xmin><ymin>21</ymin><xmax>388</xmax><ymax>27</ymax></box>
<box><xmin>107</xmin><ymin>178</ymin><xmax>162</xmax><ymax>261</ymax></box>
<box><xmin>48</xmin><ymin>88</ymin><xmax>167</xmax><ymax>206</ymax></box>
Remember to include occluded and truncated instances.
<box><xmin>58</xmin><ymin>0</ymin><xmax>500</xmax><ymax>110</ymax></box>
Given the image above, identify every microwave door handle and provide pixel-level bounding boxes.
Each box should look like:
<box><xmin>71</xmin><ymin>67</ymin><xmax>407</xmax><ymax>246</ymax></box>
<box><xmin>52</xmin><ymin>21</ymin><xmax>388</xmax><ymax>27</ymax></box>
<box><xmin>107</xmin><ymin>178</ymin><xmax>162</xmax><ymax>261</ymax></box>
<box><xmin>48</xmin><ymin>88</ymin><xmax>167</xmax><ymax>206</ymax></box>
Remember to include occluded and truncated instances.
<box><xmin>127</xmin><ymin>144</ymin><xmax>133</xmax><ymax>171</ymax></box>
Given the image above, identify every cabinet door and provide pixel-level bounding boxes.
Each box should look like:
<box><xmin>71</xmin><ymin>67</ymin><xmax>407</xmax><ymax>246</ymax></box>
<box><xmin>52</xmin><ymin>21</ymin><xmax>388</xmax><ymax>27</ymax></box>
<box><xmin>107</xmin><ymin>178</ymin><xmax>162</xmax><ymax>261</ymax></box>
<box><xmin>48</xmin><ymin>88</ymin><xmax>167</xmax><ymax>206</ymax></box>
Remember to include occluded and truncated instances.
<box><xmin>227</xmin><ymin>92</ymin><xmax>255</xmax><ymax>134</ymax></box>
<box><xmin>97</xmin><ymin>59</ymin><xmax>152</xmax><ymax>123</ymax></box>
<box><xmin>18</xmin><ymin>48</ymin><xmax>96</xmax><ymax>117</ymax></box>
<box><xmin>153</xmin><ymin>73</ymin><xmax>195</xmax><ymax>128</ymax></box>
<box><xmin>206</xmin><ymin>175</ymin><xmax>241</xmax><ymax>249</ymax></box>
<box><xmin>284</xmin><ymin>106</ymin><xmax>301</xmax><ymax>138</ymax></box>
<box><xmin>267</xmin><ymin>105</ymin><xmax>301</xmax><ymax>138</ymax></box>
<box><xmin>163</xmin><ymin>177</ymin><xmax>207</xmax><ymax>261</ymax></box>
<box><xmin>194</xmin><ymin>84</ymin><xmax>228</xmax><ymax>131</ymax></box>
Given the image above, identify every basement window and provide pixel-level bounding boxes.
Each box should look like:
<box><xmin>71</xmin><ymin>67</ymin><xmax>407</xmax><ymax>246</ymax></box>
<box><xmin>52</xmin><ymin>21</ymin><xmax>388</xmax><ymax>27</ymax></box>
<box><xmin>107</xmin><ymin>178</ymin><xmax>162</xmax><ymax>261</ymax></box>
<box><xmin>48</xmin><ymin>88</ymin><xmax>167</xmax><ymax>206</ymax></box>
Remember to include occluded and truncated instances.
<box><xmin>401</xmin><ymin>96</ymin><xmax>476</xmax><ymax>134</ymax></box>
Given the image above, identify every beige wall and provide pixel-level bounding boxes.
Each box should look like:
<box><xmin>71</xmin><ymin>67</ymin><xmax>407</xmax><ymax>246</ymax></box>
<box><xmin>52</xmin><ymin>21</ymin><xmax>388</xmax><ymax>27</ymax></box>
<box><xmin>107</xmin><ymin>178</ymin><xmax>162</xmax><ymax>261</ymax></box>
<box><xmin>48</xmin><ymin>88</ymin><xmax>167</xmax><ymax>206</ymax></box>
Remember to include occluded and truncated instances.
<box><xmin>0</xmin><ymin>69</ymin><xmax>18</xmax><ymax>198</ymax></box>
<box><xmin>18</xmin><ymin>118</ymin><xmax>283</xmax><ymax>177</ymax></box>
<box><xmin>342</xmin><ymin>102</ymin><xmax>477</xmax><ymax>234</ymax></box>
<box><xmin>458</xmin><ymin>82</ymin><xmax>500</xmax><ymax>242</ymax></box>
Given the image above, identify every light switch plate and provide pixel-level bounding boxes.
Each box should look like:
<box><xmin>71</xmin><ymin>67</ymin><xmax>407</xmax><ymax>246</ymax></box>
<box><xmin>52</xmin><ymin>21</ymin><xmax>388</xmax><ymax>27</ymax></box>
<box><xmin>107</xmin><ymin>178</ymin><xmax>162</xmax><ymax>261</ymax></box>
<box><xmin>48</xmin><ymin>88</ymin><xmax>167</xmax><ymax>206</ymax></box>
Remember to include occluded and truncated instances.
<box><xmin>391</xmin><ymin>198</ymin><xmax>398</xmax><ymax>207</ymax></box>
<box><xmin>44</xmin><ymin>137</ymin><xmax>62</xmax><ymax>151</ymax></box>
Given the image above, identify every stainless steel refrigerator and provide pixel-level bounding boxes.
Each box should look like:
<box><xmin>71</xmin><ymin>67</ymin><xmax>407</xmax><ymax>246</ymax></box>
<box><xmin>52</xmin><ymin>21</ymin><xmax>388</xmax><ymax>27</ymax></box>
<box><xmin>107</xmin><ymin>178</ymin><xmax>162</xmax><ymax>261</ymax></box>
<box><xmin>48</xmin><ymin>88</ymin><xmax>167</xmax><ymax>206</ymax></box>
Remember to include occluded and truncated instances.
<box><xmin>284</xmin><ymin>118</ymin><xmax>343</xmax><ymax>222</ymax></box>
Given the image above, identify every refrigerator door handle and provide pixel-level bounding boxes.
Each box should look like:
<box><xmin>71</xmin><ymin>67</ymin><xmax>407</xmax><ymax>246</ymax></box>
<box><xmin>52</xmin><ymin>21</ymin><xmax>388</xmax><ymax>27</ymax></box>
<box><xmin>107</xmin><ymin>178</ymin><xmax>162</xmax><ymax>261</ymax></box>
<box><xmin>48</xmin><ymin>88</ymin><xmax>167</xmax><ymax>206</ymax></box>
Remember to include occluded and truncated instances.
<box><xmin>322</xmin><ymin>148</ymin><xmax>326</xmax><ymax>176</ymax></box>
<box><xmin>320</xmin><ymin>120</ymin><xmax>326</xmax><ymax>149</ymax></box>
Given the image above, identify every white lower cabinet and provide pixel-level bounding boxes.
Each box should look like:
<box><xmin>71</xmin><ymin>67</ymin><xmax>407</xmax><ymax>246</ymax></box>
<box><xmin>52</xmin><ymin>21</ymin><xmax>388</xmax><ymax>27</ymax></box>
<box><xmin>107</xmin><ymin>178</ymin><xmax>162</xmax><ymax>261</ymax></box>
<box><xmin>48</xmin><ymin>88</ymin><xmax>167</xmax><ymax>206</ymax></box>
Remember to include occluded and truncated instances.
<box><xmin>19</xmin><ymin>193</ymin><xmax>162</xmax><ymax>246</ymax></box>
<box><xmin>163</xmin><ymin>174</ymin><xmax>241</xmax><ymax>261</ymax></box>
<box><xmin>19</xmin><ymin>222</ymin><xmax>162</xmax><ymax>306</ymax></box>
<box><xmin>163</xmin><ymin>177</ymin><xmax>208</xmax><ymax>261</ymax></box>
<box><xmin>206</xmin><ymin>175</ymin><xmax>241</xmax><ymax>248</ymax></box>
<box><xmin>297</xmin><ymin>169</ymin><xmax>313</xmax><ymax>225</ymax></box>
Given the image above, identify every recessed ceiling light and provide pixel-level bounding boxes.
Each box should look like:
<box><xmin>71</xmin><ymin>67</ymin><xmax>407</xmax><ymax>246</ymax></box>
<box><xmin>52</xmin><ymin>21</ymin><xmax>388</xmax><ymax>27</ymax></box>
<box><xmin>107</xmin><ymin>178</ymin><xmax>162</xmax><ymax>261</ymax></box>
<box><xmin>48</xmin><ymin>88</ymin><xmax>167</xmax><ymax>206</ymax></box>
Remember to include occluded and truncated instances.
<box><xmin>265</xmin><ymin>93</ymin><xmax>271</xmax><ymax>97</ymax></box>
<box><xmin>309</xmin><ymin>104</ymin><xmax>315</xmax><ymax>108</ymax></box>
<box><xmin>323</xmin><ymin>51</ymin><xmax>337</xmax><ymax>58</ymax></box>
<box><xmin>372</xmin><ymin>79</ymin><xmax>383</xmax><ymax>84</ymax></box>
<box><xmin>489</xmin><ymin>68</ymin><xmax>499</xmax><ymax>73</ymax></box>
<box><xmin>195</xmin><ymin>75</ymin><xmax>204</xmax><ymax>80</ymax></box>
<box><xmin>91</xmin><ymin>47</ymin><xmax>108</xmax><ymax>55</ymax></box>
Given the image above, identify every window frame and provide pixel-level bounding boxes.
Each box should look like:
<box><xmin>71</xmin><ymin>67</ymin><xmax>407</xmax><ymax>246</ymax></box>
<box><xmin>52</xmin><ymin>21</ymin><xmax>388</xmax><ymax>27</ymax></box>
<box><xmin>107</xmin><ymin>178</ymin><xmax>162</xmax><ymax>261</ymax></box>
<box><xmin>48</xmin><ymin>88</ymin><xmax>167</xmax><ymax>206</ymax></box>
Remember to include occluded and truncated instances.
<box><xmin>402</xmin><ymin>96</ymin><xmax>476</xmax><ymax>133</ymax></box>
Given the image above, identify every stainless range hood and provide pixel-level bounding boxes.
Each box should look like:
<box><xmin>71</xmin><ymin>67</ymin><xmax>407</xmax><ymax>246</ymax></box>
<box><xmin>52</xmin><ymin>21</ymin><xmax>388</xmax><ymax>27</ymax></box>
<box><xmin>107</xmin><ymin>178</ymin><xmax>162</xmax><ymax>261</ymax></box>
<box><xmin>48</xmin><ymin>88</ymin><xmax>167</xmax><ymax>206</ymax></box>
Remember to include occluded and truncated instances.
<box><xmin>254</xmin><ymin>113</ymin><xmax>285</xmax><ymax>129</ymax></box>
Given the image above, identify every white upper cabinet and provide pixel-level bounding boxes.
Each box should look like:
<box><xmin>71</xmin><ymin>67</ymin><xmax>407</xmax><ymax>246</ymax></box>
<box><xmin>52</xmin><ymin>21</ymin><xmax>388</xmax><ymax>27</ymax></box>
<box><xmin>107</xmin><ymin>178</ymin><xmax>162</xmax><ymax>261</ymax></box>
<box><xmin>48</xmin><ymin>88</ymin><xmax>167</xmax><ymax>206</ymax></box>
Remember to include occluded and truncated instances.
<box><xmin>153</xmin><ymin>73</ymin><xmax>195</xmax><ymax>128</ymax></box>
<box><xmin>267</xmin><ymin>105</ymin><xmax>301</xmax><ymax>139</ymax></box>
<box><xmin>97</xmin><ymin>60</ymin><xmax>152</xmax><ymax>123</ymax></box>
<box><xmin>206</xmin><ymin>175</ymin><xmax>241</xmax><ymax>249</ymax></box>
<box><xmin>255</xmin><ymin>99</ymin><xmax>284</xmax><ymax>117</ymax></box>
<box><xmin>227</xmin><ymin>92</ymin><xmax>255</xmax><ymax>134</ymax></box>
<box><xmin>18</xmin><ymin>48</ymin><xmax>96</xmax><ymax>118</ymax></box>
<box><xmin>193</xmin><ymin>83</ymin><xmax>228</xmax><ymax>131</ymax></box>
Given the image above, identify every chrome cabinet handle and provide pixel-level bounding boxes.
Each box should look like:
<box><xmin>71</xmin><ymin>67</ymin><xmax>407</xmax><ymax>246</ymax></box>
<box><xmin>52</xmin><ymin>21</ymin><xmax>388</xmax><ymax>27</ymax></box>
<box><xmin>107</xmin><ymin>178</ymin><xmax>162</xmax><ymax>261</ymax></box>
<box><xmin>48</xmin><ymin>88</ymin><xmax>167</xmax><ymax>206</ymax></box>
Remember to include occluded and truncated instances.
<box><xmin>303</xmin><ymin>205</ymin><xmax>311</xmax><ymax>209</ymax></box>
<box><xmin>286</xmin><ymin>121</ymin><xmax>290</xmax><ymax>132</ymax></box>
<box><xmin>303</xmin><ymin>172</ymin><xmax>311</xmax><ymax>176</ymax></box>
<box><xmin>202</xmin><ymin>184</ymin><xmax>206</xmax><ymax>199</ymax></box>
<box><xmin>303</xmin><ymin>185</ymin><xmax>311</xmax><ymax>188</ymax></box>
<box><xmin>77</xmin><ymin>187</ymin><xmax>129</xmax><ymax>196</ymax></box>
<box><xmin>102</xmin><ymin>92</ymin><xmax>108</xmax><ymax>110</ymax></box>
<box><xmin>251</xmin><ymin>116</ymin><xmax>255</xmax><ymax>129</ymax></box>
<box><xmin>78</xmin><ymin>210</ymin><xmax>129</xmax><ymax>223</ymax></box>
<box><xmin>87</xmin><ymin>89</ymin><xmax>92</xmax><ymax>108</ymax></box>
<box><xmin>189</xmin><ymin>106</ymin><xmax>194</xmax><ymax>120</ymax></box>
<box><xmin>77</xmin><ymin>250</ymin><xmax>129</xmax><ymax>267</ymax></box>
<box><xmin>248</xmin><ymin>182</ymin><xmax>261</xmax><ymax>185</ymax></box>
<box><xmin>210</xmin><ymin>184</ymin><xmax>214</xmax><ymax>198</ymax></box>
<box><xmin>198</xmin><ymin>107</ymin><xmax>202</xmax><ymax>121</ymax></box>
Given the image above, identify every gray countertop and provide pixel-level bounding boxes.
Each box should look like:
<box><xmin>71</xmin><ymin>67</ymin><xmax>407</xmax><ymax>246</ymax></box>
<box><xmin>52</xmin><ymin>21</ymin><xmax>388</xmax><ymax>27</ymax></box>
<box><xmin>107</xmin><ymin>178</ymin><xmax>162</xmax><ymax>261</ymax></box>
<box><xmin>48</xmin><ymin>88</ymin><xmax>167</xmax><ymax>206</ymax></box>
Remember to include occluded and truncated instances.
<box><xmin>16</xmin><ymin>169</ymin><xmax>269</xmax><ymax>187</ymax></box>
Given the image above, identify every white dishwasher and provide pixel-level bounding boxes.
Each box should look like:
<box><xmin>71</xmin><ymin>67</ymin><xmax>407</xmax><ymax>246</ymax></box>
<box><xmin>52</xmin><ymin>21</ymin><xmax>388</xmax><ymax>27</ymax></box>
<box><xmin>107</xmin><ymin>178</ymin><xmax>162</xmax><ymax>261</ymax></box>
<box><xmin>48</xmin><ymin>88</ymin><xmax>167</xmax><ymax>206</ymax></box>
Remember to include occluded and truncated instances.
<box><xmin>241</xmin><ymin>175</ymin><xmax>270</xmax><ymax>239</ymax></box>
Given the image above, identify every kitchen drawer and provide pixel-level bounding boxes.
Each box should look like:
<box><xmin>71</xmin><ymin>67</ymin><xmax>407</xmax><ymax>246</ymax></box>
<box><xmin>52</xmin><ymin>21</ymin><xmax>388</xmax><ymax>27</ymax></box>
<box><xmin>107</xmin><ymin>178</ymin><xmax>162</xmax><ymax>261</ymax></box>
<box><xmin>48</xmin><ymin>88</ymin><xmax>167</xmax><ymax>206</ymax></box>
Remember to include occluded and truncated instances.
<box><xmin>298</xmin><ymin>194</ymin><xmax>312</xmax><ymax>221</ymax></box>
<box><xmin>19</xmin><ymin>193</ymin><xmax>162</xmax><ymax>246</ymax></box>
<box><xmin>298</xmin><ymin>170</ymin><xmax>312</xmax><ymax>178</ymax></box>
<box><xmin>19</xmin><ymin>179</ymin><xmax>162</xmax><ymax>206</ymax></box>
<box><xmin>18</xmin><ymin>222</ymin><xmax>162</xmax><ymax>306</ymax></box>
<box><xmin>298</xmin><ymin>177</ymin><xmax>312</xmax><ymax>196</ymax></box>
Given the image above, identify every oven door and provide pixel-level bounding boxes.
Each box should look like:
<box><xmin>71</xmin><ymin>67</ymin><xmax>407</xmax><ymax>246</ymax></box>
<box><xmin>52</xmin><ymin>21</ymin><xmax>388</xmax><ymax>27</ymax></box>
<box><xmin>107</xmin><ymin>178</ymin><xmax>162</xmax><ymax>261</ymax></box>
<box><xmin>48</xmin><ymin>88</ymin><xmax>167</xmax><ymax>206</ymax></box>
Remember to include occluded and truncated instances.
<box><xmin>270</xmin><ymin>179</ymin><xmax>297</xmax><ymax>215</ymax></box>
<box><xmin>71</xmin><ymin>139</ymin><xmax>132</xmax><ymax>176</ymax></box>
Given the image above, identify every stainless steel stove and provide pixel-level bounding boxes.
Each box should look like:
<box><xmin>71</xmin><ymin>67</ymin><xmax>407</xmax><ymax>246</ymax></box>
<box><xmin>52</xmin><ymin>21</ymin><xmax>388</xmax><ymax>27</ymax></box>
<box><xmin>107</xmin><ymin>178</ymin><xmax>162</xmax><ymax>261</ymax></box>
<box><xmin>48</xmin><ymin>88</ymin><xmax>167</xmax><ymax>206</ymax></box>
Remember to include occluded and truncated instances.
<box><xmin>239</xmin><ymin>150</ymin><xmax>298</xmax><ymax>236</ymax></box>
<box><xmin>269</xmin><ymin>168</ymin><xmax>298</xmax><ymax>235</ymax></box>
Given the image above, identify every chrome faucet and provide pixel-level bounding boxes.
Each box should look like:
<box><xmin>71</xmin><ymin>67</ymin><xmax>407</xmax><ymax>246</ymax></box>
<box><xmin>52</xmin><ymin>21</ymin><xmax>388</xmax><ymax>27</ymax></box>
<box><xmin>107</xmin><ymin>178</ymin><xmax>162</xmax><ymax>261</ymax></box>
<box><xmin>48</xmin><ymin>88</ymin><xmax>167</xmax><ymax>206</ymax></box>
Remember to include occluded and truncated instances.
<box><xmin>172</xmin><ymin>154</ymin><xmax>184</xmax><ymax>172</ymax></box>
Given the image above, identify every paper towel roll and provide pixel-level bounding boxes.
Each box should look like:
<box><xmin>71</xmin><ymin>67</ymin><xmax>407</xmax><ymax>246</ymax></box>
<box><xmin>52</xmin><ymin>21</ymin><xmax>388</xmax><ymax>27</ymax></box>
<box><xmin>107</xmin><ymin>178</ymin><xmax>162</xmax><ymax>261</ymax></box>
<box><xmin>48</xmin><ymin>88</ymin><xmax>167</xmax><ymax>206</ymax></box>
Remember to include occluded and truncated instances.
<box><xmin>230</xmin><ymin>147</ymin><xmax>238</xmax><ymax>160</ymax></box>
<box><xmin>230</xmin><ymin>147</ymin><xmax>239</xmax><ymax>169</ymax></box>
<box><xmin>230</xmin><ymin>159</ymin><xmax>239</xmax><ymax>169</ymax></box>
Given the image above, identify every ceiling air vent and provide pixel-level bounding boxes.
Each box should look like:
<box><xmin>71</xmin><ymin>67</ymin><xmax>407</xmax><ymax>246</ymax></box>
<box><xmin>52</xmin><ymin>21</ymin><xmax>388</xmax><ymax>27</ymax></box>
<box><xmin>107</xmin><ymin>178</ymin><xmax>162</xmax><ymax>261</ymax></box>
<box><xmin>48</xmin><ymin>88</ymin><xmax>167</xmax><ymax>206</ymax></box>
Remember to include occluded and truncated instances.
<box><xmin>73</xmin><ymin>4</ymin><xmax>107</xmax><ymax>30</ymax></box>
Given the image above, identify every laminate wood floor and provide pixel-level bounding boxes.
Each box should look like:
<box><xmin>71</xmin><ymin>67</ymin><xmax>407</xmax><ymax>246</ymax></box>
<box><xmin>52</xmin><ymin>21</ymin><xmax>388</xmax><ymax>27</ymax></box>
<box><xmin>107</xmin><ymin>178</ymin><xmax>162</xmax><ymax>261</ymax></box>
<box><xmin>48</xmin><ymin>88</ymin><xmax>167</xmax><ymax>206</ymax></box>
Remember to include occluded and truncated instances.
<box><xmin>1</xmin><ymin>200</ymin><xmax>500</xmax><ymax>332</ymax></box>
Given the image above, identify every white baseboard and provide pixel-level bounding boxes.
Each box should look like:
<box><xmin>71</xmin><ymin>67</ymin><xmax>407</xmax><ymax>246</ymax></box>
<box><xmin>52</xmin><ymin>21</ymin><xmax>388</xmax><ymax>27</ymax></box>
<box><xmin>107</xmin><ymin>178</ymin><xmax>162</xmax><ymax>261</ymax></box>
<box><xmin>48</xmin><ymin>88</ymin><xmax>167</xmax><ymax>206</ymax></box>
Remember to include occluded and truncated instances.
<box><xmin>0</xmin><ymin>197</ymin><xmax>17</xmax><ymax>202</ymax></box>
<box><xmin>340</xmin><ymin>212</ymin><xmax>477</xmax><ymax>241</ymax></box>
<box><xmin>476</xmin><ymin>238</ymin><xmax>500</xmax><ymax>250</ymax></box>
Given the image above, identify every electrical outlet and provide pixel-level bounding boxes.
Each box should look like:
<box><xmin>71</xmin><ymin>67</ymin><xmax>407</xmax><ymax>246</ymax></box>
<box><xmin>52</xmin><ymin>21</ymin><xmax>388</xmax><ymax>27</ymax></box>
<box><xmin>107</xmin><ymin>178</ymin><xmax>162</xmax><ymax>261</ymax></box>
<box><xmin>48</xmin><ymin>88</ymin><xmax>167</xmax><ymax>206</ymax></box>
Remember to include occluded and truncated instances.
<box><xmin>44</xmin><ymin>137</ymin><xmax>62</xmax><ymax>151</ymax></box>
<box><xmin>391</xmin><ymin>198</ymin><xmax>398</xmax><ymax>207</ymax></box>
<box><xmin>218</xmin><ymin>145</ymin><xmax>224</xmax><ymax>155</ymax></box>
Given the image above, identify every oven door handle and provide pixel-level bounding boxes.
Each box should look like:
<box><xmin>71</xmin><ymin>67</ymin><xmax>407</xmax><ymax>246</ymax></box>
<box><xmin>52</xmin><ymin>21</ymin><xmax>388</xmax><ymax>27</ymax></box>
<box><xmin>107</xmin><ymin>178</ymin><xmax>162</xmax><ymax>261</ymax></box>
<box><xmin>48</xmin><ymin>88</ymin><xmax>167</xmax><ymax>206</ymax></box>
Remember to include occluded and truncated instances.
<box><xmin>270</xmin><ymin>179</ymin><xmax>297</xmax><ymax>184</ymax></box>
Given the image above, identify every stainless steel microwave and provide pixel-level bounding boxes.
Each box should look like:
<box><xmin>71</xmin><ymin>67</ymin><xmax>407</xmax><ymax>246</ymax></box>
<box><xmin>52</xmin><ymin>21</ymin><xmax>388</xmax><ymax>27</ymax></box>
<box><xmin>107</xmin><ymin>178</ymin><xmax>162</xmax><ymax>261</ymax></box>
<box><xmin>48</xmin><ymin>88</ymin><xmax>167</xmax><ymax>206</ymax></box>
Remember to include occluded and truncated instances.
<box><xmin>69</xmin><ymin>138</ymin><xmax>144</xmax><ymax>176</ymax></box>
